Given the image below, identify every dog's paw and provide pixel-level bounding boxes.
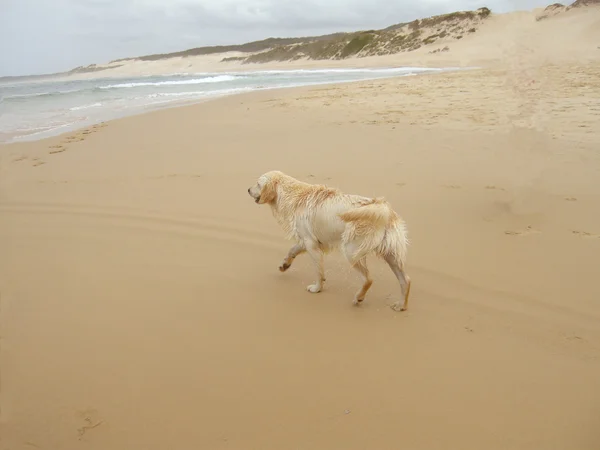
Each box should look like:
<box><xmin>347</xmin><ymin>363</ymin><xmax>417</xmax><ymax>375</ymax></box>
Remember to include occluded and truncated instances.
<box><xmin>391</xmin><ymin>302</ymin><xmax>407</xmax><ymax>312</ymax></box>
<box><xmin>353</xmin><ymin>298</ymin><xmax>363</xmax><ymax>306</ymax></box>
<box><xmin>307</xmin><ymin>284</ymin><xmax>322</xmax><ymax>293</ymax></box>
<box><xmin>279</xmin><ymin>262</ymin><xmax>291</xmax><ymax>272</ymax></box>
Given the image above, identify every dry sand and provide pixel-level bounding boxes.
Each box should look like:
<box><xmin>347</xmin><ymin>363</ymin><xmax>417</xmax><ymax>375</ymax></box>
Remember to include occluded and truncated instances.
<box><xmin>2</xmin><ymin>6</ymin><xmax>600</xmax><ymax>450</ymax></box>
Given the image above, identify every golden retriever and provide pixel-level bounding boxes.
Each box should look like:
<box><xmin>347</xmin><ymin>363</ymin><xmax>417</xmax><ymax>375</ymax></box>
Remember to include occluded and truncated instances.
<box><xmin>247</xmin><ymin>171</ymin><xmax>411</xmax><ymax>311</ymax></box>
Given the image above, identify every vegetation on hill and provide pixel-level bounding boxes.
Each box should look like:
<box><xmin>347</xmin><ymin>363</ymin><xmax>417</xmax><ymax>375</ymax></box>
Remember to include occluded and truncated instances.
<box><xmin>107</xmin><ymin>7</ymin><xmax>492</xmax><ymax>66</ymax></box>
<box><xmin>69</xmin><ymin>63</ymin><xmax>123</xmax><ymax>74</ymax></box>
<box><xmin>243</xmin><ymin>8</ymin><xmax>491</xmax><ymax>64</ymax></box>
<box><xmin>536</xmin><ymin>3</ymin><xmax>566</xmax><ymax>20</ymax></box>
<box><xmin>110</xmin><ymin>35</ymin><xmax>346</xmax><ymax>63</ymax></box>
<box><xmin>570</xmin><ymin>0</ymin><xmax>600</xmax><ymax>6</ymax></box>
<box><xmin>537</xmin><ymin>0</ymin><xmax>599</xmax><ymax>20</ymax></box>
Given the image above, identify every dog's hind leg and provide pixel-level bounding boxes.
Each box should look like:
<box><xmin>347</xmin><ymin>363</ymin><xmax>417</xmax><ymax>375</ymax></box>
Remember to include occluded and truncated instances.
<box><xmin>279</xmin><ymin>243</ymin><xmax>306</xmax><ymax>272</ymax></box>
<box><xmin>384</xmin><ymin>254</ymin><xmax>411</xmax><ymax>311</ymax></box>
<box><xmin>305</xmin><ymin>242</ymin><xmax>325</xmax><ymax>293</ymax></box>
<box><xmin>350</xmin><ymin>257</ymin><xmax>373</xmax><ymax>306</ymax></box>
<box><xmin>342</xmin><ymin>241</ymin><xmax>373</xmax><ymax>306</ymax></box>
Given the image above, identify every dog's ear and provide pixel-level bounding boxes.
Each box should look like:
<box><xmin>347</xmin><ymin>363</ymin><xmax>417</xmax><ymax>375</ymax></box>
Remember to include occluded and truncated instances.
<box><xmin>260</xmin><ymin>178</ymin><xmax>278</xmax><ymax>204</ymax></box>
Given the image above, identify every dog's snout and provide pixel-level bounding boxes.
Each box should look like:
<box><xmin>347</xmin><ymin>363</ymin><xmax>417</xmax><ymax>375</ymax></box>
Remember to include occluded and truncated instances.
<box><xmin>247</xmin><ymin>188</ymin><xmax>251</xmax><ymax>193</ymax></box>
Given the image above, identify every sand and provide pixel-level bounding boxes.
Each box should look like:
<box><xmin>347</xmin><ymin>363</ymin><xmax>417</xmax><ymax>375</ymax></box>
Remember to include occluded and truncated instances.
<box><xmin>2</xmin><ymin>6</ymin><xmax>600</xmax><ymax>450</ymax></box>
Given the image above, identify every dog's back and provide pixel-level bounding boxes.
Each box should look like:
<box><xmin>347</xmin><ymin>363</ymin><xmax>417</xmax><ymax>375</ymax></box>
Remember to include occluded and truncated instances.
<box><xmin>301</xmin><ymin>193</ymin><xmax>374</xmax><ymax>251</ymax></box>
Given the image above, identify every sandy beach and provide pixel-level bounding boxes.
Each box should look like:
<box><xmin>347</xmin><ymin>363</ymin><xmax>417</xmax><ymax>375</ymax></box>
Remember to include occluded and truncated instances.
<box><xmin>2</xmin><ymin>5</ymin><xmax>600</xmax><ymax>450</ymax></box>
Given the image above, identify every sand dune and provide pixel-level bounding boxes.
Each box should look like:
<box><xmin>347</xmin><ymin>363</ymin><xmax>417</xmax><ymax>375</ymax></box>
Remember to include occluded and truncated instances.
<box><xmin>65</xmin><ymin>5</ymin><xmax>600</xmax><ymax>79</ymax></box>
<box><xmin>2</xmin><ymin>5</ymin><xmax>600</xmax><ymax>450</ymax></box>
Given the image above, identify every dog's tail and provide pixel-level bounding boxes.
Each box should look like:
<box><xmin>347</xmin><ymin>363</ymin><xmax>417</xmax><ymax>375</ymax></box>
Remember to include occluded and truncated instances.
<box><xmin>338</xmin><ymin>198</ymin><xmax>408</xmax><ymax>265</ymax></box>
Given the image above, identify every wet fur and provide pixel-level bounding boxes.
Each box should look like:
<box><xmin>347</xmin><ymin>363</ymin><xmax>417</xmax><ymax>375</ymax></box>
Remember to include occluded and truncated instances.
<box><xmin>248</xmin><ymin>171</ymin><xmax>411</xmax><ymax>311</ymax></box>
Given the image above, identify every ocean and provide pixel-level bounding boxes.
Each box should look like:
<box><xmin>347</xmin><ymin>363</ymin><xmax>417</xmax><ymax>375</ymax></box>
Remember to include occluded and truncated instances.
<box><xmin>0</xmin><ymin>66</ymin><xmax>454</xmax><ymax>143</ymax></box>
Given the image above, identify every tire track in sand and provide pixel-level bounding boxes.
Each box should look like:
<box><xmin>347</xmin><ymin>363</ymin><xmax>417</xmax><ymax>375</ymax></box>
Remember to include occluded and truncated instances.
<box><xmin>0</xmin><ymin>201</ymin><xmax>281</xmax><ymax>250</ymax></box>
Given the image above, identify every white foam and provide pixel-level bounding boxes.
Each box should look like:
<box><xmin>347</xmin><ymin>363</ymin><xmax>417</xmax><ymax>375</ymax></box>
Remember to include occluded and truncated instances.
<box><xmin>100</xmin><ymin>75</ymin><xmax>241</xmax><ymax>89</ymax></box>
<box><xmin>4</xmin><ymin>88</ymin><xmax>81</xmax><ymax>99</ymax></box>
<box><xmin>135</xmin><ymin>87</ymin><xmax>254</xmax><ymax>99</ymax></box>
<box><xmin>70</xmin><ymin>102</ymin><xmax>102</xmax><ymax>111</ymax></box>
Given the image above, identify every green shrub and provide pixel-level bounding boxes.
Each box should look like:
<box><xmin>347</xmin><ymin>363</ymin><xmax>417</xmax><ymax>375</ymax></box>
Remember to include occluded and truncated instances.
<box><xmin>339</xmin><ymin>33</ymin><xmax>374</xmax><ymax>58</ymax></box>
<box><xmin>478</xmin><ymin>7</ymin><xmax>491</xmax><ymax>17</ymax></box>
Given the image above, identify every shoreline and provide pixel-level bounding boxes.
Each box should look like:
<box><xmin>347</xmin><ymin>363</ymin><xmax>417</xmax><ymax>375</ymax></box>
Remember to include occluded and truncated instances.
<box><xmin>1</xmin><ymin>65</ymin><xmax>469</xmax><ymax>145</ymax></box>
<box><xmin>1</xmin><ymin>59</ymin><xmax>472</xmax><ymax>85</ymax></box>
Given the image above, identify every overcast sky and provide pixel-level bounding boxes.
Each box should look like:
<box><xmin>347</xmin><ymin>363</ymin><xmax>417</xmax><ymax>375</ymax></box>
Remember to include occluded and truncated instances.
<box><xmin>1</xmin><ymin>0</ymin><xmax>552</xmax><ymax>76</ymax></box>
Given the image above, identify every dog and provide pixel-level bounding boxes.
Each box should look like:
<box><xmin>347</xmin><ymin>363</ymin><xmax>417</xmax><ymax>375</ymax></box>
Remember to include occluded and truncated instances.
<box><xmin>247</xmin><ymin>171</ymin><xmax>411</xmax><ymax>311</ymax></box>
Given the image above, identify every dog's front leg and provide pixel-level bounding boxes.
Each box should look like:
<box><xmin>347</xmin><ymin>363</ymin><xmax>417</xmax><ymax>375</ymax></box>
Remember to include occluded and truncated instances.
<box><xmin>279</xmin><ymin>243</ymin><xmax>306</xmax><ymax>272</ymax></box>
<box><xmin>305</xmin><ymin>243</ymin><xmax>325</xmax><ymax>293</ymax></box>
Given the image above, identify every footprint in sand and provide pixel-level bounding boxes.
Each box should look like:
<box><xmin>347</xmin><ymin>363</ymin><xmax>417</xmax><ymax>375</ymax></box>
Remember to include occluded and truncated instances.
<box><xmin>564</xmin><ymin>197</ymin><xmax>578</xmax><ymax>202</ymax></box>
<box><xmin>48</xmin><ymin>124</ymin><xmax>107</xmax><ymax>152</ymax></box>
<box><xmin>65</xmin><ymin>136</ymin><xmax>85</xmax><ymax>143</ymax></box>
<box><xmin>572</xmin><ymin>230</ymin><xmax>600</xmax><ymax>239</ymax></box>
<box><xmin>64</xmin><ymin>130</ymin><xmax>93</xmax><ymax>143</ymax></box>
<box><xmin>504</xmin><ymin>225</ymin><xmax>540</xmax><ymax>236</ymax></box>
<box><xmin>77</xmin><ymin>409</ymin><xmax>104</xmax><ymax>440</ymax></box>
<box><xmin>395</xmin><ymin>182</ymin><xmax>406</xmax><ymax>188</ymax></box>
<box><xmin>49</xmin><ymin>145</ymin><xmax>67</xmax><ymax>154</ymax></box>
<box><xmin>12</xmin><ymin>156</ymin><xmax>27</xmax><ymax>162</ymax></box>
<box><xmin>29</xmin><ymin>157</ymin><xmax>46</xmax><ymax>167</ymax></box>
<box><xmin>443</xmin><ymin>184</ymin><xmax>461</xmax><ymax>189</ymax></box>
<box><xmin>87</xmin><ymin>124</ymin><xmax>107</xmax><ymax>133</ymax></box>
<box><xmin>485</xmin><ymin>185</ymin><xmax>505</xmax><ymax>191</ymax></box>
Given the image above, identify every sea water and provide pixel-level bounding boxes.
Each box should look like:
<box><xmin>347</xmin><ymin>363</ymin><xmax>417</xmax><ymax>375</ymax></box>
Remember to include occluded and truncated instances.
<box><xmin>0</xmin><ymin>67</ymin><xmax>456</xmax><ymax>143</ymax></box>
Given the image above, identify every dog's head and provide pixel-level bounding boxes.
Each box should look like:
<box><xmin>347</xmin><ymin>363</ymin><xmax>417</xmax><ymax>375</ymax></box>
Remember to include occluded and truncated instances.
<box><xmin>247</xmin><ymin>171</ymin><xmax>284</xmax><ymax>205</ymax></box>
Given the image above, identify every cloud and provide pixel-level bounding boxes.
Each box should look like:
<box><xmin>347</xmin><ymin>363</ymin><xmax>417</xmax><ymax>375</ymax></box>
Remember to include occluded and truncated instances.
<box><xmin>0</xmin><ymin>0</ymin><xmax>552</xmax><ymax>76</ymax></box>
